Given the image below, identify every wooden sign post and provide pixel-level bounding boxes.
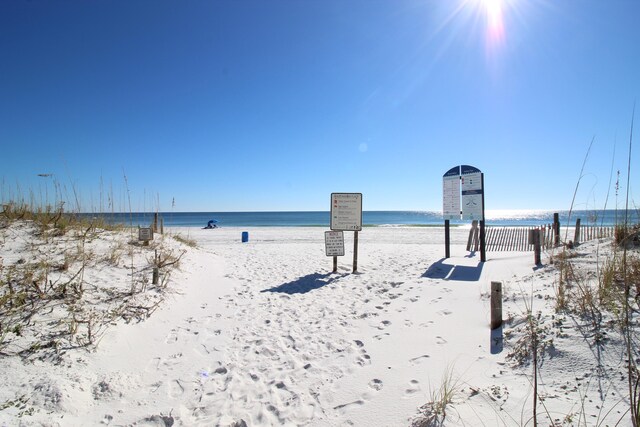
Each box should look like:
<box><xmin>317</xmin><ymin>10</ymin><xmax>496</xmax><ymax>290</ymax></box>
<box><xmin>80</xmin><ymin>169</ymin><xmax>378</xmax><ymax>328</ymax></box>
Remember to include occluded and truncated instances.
<box><xmin>330</xmin><ymin>193</ymin><xmax>363</xmax><ymax>273</ymax></box>
<box><xmin>353</xmin><ymin>231</ymin><xmax>359</xmax><ymax>273</ymax></box>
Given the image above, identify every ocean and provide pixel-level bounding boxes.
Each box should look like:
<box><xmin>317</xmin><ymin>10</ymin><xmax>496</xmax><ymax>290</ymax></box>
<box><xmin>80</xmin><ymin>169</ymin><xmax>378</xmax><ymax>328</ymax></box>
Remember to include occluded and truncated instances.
<box><xmin>88</xmin><ymin>209</ymin><xmax>638</xmax><ymax>228</ymax></box>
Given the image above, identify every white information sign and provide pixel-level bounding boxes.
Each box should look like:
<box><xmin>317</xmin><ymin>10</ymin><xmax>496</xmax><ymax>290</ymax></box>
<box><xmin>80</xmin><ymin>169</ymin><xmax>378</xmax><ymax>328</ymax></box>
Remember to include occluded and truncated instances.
<box><xmin>461</xmin><ymin>172</ymin><xmax>483</xmax><ymax>220</ymax></box>
<box><xmin>325</xmin><ymin>231</ymin><xmax>345</xmax><ymax>256</ymax></box>
<box><xmin>443</xmin><ymin>175</ymin><xmax>461</xmax><ymax>220</ymax></box>
<box><xmin>138</xmin><ymin>227</ymin><xmax>153</xmax><ymax>241</ymax></box>
<box><xmin>330</xmin><ymin>193</ymin><xmax>363</xmax><ymax>231</ymax></box>
<box><xmin>461</xmin><ymin>172</ymin><xmax>482</xmax><ymax>192</ymax></box>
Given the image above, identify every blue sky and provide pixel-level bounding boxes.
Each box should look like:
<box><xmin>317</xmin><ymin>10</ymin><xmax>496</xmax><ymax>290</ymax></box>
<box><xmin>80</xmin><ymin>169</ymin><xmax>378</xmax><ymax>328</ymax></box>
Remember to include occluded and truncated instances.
<box><xmin>1</xmin><ymin>0</ymin><xmax>638</xmax><ymax>212</ymax></box>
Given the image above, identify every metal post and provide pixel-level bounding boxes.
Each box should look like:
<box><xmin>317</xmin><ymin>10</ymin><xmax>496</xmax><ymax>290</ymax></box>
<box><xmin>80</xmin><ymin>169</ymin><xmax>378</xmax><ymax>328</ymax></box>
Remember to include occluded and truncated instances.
<box><xmin>332</xmin><ymin>256</ymin><xmax>338</xmax><ymax>273</ymax></box>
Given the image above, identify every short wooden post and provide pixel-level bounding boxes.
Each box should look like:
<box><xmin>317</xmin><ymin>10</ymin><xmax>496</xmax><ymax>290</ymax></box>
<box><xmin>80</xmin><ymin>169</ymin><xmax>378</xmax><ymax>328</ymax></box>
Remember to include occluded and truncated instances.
<box><xmin>467</xmin><ymin>220</ymin><xmax>478</xmax><ymax>251</ymax></box>
<box><xmin>553</xmin><ymin>213</ymin><xmax>560</xmax><ymax>246</ymax></box>
<box><xmin>533</xmin><ymin>229</ymin><xmax>541</xmax><ymax>265</ymax></box>
<box><xmin>152</xmin><ymin>250</ymin><xmax>159</xmax><ymax>285</ymax></box>
<box><xmin>353</xmin><ymin>231</ymin><xmax>359</xmax><ymax>273</ymax></box>
<box><xmin>154</xmin><ymin>212</ymin><xmax>159</xmax><ymax>233</ymax></box>
<box><xmin>160</xmin><ymin>218</ymin><xmax>164</xmax><ymax>235</ymax></box>
<box><xmin>491</xmin><ymin>281</ymin><xmax>502</xmax><ymax>329</ymax></box>
<box><xmin>574</xmin><ymin>218</ymin><xmax>581</xmax><ymax>246</ymax></box>
<box><xmin>444</xmin><ymin>220</ymin><xmax>451</xmax><ymax>259</ymax></box>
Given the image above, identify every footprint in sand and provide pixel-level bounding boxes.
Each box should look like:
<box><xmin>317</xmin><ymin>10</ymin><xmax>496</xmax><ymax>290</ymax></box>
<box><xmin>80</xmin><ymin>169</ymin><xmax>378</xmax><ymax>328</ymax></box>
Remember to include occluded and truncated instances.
<box><xmin>435</xmin><ymin>336</ymin><xmax>447</xmax><ymax>345</ymax></box>
<box><xmin>405</xmin><ymin>379</ymin><xmax>421</xmax><ymax>395</ymax></box>
<box><xmin>333</xmin><ymin>400</ymin><xmax>365</xmax><ymax>411</ymax></box>
<box><xmin>409</xmin><ymin>354</ymin><xmax>430</xmax><ymax>365</ymax></box>
<box><xmin>168</xmin><ymin>379</ymin><xmax>185</xmax><ymax>398</ymax></box>
<box><xmin>404</xmin><ymin>320</ymin><xmax>414</xmax><ymax>327</ymax></box>
<box><xmin>437</xmin><ymin>309</ymin><xmax>452</xmax><ymax>316</ymax></box>
<box><xmin>145</xmin><ymin>357</ymin><xmax>162</xmax><ymax>372</ymax></box>
<box><xmin>165</xmin><ymin>330</ymin><xmax>178</xmax><ymax>344</ymax></box>
<box><xmin>368</xmin><ymin>379</ymin><xmax>383</xmax><ymax>391</ymax></box>
<box><xmin>419</xmin><ymin>321</ymin><xmax>434</xmax><ymax>328</ymax></box>
<box><xmin>373</xmin><ymin>332</ymin><xmax>390</xmax><ymax>341</ymax></box>
<box><xmin>376</xmin><ymin>320</ymin><xmax>391</xmax><ymax>330</ymax></box>
<box><xmin>357</xmin><ymin>353</ymin><xmax>371</xmax><ymax>366</ymax></box>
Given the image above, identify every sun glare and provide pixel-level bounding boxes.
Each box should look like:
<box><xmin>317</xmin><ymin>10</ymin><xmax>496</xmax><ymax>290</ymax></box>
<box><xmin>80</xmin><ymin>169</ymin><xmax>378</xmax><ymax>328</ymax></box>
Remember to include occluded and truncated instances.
<box><xmin>481</xmin><ymin>0</ymin><xmax>505</xmax><ymax>45</ymax></box>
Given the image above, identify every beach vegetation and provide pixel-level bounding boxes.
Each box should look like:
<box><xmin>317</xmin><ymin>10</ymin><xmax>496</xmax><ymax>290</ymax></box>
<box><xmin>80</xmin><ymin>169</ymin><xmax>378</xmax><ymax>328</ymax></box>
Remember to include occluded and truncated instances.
<box><xmin>173</xmin><ymin>233</ymin><xmax>197</xmax><ymax>248</ymax></box>
<box><xmin>0</xmin><ymin>199</ymin><xmax>184</xmax><ymax>358</ymax></box>
<box><xmin>411</xmin><ymin>365</ymin><xmax>461</xmax><ymax>427</ymax></box>
<box><xmin>547</xmin><ymin>113</ymin><xmax>640</xmax><ymax>427</ymax></box>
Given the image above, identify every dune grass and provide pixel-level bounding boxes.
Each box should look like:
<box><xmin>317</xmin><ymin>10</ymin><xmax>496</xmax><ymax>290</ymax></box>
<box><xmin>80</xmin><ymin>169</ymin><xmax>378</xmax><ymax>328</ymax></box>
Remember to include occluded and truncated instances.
<box><xmin>0</xmin><ymin>200</ymin><xmax>187</xmax><ymax>359</ymax></box>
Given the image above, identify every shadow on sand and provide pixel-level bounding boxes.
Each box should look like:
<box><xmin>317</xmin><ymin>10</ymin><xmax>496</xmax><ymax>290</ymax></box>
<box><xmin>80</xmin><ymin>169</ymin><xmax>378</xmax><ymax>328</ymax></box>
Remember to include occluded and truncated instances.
<box><xmin>490</xmin><ymin>325</ymin><xmax>504</xmax><ymax>354</ymax></box>
<box><xmin>422</xmin><ymin>258</ymin><xmax>484</xmax><ymax>282</ymax></box>
<box><xmin>261</xmin><ymin>272</ymin><xmax>345</xmax><ymax>295</ymax></box>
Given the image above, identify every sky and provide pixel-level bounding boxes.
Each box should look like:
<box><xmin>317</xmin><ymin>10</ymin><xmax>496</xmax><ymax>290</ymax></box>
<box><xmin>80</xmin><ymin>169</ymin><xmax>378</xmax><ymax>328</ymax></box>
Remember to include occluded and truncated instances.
<box><xmin>1</xmin><ymin>0</ymin><xmax>638</xmax><ymax>213</ymax></box>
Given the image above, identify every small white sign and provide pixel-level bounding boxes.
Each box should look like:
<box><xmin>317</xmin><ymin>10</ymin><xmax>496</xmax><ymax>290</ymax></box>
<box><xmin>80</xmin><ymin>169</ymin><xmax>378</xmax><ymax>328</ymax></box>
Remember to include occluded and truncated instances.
<box><xmin>330</xmin><ymin>193</ymin><xmax>363</xmax><ymax>231</ymax></box>
<box><xmin>138</xmin><ymin>227</ymin><xmax>153</xmax><ymax>241</ymax></box>
<box><xmin>461</xmin><ymin>172</ymin><xmax>483</xmax><ymax>220</ymax></box>
<box><xmin>462</xmin><ymin>193</ymin><xmax>483</xmax><ymax>220</ymax></box>
<box><xmin>443</xmin><ymin>175</ymin><xmax>461</xmax><ymax>220</ymax></box>
<box><xmin>325</xmin><ymin>231</ymin><xmax>345</xmax><ymax>256</ymax></box>
<box><xmin>461</xmin><ymin>172</ymin><xmax>482</xmax><ymax>192</ymax></box>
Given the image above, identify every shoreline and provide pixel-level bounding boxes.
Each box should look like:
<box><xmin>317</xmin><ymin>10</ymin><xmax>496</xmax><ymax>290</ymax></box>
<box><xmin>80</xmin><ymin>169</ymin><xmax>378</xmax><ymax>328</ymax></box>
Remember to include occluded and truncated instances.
<box><xmin>65</xmin><ymin>209</ymin><xmax>636</xmax><ymax>229</ymax></box>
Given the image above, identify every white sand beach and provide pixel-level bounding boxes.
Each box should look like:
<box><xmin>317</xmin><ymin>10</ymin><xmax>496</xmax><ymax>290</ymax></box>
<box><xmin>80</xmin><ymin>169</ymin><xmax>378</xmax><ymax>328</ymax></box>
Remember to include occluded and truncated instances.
<box><xmin>0</xmin><ymin>224</ymin><xmax>634</xmax><ymax>426</ymax></box>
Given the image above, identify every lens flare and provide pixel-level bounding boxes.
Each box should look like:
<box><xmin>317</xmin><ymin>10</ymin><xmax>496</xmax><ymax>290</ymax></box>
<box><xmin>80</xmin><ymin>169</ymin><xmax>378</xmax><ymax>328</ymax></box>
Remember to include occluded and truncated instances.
<box><xmin>483</xmin><ymin>0</ymin><xmax>505</xmax><ymax>45</ymax></box>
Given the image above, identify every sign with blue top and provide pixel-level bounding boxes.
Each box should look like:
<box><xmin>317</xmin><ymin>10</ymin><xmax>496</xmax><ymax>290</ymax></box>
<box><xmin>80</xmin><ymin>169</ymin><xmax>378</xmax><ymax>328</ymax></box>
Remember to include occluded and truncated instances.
<box><xmin>442</xmin><ymin>165</ymin><xmax>484</xmax><ymax>220</ymax></box>
<box><xmin>442</xmin><ymin>165</ymin><xmax>486</xmax><ymax>262</ymax></box>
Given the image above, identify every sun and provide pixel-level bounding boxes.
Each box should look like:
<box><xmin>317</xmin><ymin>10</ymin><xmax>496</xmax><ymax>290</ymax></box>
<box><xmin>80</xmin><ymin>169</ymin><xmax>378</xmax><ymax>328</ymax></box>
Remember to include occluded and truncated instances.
<box><xmin>473</xmin><ymin>0</ymin><xmax>506</xmax><ymax>46</ymax></box>
<box><xmin>464</xmin><ymin>0</ymin><xmax>509</xmax><ymax>50</ymax></box>
<box><xmin>484</xmin><ymin>0</ymin><xmax>504</xmax><ymax>30</ymax></box>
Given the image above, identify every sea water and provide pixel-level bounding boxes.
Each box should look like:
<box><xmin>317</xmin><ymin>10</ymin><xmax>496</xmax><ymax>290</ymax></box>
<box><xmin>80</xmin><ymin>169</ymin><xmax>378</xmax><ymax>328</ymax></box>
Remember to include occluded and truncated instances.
<box><xmin>88</xmin><ymin>209</ymin><xmax>638</xmax><ymax>228</ymax></box>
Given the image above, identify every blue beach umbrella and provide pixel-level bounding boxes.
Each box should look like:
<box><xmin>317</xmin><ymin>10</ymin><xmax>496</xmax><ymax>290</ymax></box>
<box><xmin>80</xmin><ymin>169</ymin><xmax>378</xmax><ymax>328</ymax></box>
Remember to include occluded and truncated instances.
<box><xmin>207</xmin><ymin>219</ymin><xmax>218</xmax><ymax>227</ymax></box>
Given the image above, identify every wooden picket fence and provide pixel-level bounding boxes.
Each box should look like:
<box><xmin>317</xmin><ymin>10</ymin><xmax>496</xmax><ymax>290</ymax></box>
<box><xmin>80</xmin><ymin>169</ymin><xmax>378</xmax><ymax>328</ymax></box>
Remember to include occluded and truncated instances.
<box><xmin>477</xmin><ymin>223</ymin><xmax>615</xmax><ymax>252</ymax></box>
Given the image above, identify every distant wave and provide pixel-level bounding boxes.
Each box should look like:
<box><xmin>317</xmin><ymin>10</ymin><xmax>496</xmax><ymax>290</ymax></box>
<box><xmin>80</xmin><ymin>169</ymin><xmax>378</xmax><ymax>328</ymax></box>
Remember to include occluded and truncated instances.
<box><xmin>80</xmin><ymin>209</ymin><xmax>637</xmax><ymax>228</ymax></box>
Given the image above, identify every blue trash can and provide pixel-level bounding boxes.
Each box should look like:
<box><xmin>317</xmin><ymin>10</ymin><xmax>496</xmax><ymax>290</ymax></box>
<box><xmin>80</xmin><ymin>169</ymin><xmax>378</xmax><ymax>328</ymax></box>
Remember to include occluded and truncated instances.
<box><xmin>241</xmin><ymin>231</ymin><xmax>249</xmax><ymax>243</ymax></box>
